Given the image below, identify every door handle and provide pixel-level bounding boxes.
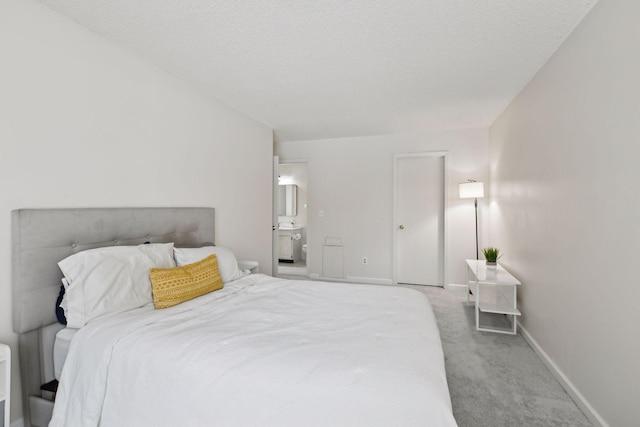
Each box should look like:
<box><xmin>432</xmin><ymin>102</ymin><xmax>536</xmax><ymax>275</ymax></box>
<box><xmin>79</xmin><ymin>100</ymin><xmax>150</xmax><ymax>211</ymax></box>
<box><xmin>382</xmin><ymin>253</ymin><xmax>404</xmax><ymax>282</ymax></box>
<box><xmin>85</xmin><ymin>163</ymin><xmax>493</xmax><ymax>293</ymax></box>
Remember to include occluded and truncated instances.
<box><xmin>399</xmin><ymin>225</ymin><xmax>405</xmax><ymax>230</ymax></box>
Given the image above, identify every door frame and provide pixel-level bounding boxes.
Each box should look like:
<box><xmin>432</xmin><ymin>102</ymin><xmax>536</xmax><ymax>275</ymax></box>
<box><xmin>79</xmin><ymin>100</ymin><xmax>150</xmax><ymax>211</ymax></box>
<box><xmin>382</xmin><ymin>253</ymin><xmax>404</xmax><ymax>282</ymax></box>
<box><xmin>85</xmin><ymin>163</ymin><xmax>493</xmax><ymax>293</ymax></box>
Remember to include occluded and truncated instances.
<box><xmin>273</xmin><ymin>158</ymin><xmax>309</xmax><ymax>277</ymax></box>
<box><xmin>392</xmin><ymin>151</ymin><xmax>449</xmax><ymax>286</ymax></box>
<box><xmin>272</xmin><ymin>156</ymin><xmax>280</xmax><ymax>276</ymax></box>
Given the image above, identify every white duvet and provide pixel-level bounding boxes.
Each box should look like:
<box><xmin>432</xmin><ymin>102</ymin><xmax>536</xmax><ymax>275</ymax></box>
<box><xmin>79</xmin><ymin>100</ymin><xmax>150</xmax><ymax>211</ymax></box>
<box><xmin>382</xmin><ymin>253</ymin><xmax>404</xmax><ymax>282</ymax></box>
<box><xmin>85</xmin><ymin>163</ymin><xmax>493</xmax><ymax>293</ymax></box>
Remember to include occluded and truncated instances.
<box><xmin>50</xmin><ymin>274</ymin><xmax>457</xmax><ymax>427</ymax></box>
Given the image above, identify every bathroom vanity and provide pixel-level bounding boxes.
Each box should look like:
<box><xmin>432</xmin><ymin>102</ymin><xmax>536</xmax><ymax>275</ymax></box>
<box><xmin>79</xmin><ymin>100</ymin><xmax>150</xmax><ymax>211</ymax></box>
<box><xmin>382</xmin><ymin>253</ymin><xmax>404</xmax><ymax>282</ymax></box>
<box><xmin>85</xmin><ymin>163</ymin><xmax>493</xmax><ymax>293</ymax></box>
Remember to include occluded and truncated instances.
<box><xmin>278</xmin><ymin>227</ymin><xmax>303</xmax><ymax>262</ymax></box>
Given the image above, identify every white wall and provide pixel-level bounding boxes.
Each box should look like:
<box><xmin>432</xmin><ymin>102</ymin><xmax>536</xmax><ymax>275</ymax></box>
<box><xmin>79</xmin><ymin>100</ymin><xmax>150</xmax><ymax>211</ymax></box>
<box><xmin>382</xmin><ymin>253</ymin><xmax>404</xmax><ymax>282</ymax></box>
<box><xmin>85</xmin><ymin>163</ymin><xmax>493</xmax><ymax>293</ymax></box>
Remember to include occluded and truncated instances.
<box><xmin>277</xmin><ymin>129</ymin><xmax>489</xmax><ymax>286</ymax></box>
<box><xmin>0</xmin><ymin>0</ymin><xmax>273</xmax><ymax>422</ymax></box>
<box><xmin>489</xmin><ymin>1</ymin><xmax>640</xmax><ymax>425</ymax></box>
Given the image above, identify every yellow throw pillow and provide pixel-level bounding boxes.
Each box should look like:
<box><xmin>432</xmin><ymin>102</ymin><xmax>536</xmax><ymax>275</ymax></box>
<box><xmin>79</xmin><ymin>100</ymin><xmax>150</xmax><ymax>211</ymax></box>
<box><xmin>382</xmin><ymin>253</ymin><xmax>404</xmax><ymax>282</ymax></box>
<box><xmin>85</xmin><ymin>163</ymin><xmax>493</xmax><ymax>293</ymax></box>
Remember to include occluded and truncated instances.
<box><xmin>150</xmin><ymin>254</ymin><xmax>223</xmax><ymax>309</ymax></box>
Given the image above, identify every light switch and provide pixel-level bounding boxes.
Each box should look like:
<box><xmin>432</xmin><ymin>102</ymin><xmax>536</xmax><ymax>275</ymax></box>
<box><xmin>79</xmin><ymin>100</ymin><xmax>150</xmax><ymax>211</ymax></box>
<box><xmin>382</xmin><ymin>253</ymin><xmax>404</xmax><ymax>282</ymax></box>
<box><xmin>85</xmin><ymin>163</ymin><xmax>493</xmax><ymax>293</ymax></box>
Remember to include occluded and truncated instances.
<box><xmin>319</xmin><ymin>210</ymin><xmax>324</xmax><ymax>217</ymax></box>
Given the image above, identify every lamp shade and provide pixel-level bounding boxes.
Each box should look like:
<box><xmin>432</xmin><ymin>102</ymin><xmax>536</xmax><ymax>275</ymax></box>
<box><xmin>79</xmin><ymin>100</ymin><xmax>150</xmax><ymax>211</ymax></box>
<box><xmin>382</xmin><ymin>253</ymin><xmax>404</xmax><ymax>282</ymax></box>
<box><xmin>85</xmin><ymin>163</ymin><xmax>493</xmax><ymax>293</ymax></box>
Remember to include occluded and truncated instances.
<box><xmin>459</xmin><ymin>181</ymin><xmax>484</xmax><ymax>199</ymax></box>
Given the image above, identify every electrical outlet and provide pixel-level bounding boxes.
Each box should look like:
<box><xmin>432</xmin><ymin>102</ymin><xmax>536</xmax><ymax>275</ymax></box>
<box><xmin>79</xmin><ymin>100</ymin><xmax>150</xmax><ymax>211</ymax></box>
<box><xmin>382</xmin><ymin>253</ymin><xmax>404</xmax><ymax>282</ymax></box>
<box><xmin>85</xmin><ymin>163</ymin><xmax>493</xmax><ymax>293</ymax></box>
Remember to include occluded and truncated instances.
<box><xmin>362</xmin><ymin>257</ymin><xmax>368</xmax><ymax>265</ymax></box>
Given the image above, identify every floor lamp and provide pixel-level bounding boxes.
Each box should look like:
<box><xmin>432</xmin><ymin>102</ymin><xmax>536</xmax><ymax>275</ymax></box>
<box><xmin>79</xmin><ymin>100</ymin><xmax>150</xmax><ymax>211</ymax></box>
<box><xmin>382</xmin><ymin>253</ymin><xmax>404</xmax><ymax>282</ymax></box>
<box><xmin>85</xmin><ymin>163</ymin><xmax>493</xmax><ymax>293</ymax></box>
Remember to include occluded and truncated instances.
<box><xmin>459</xmin><ymin>180</ymin><xmax>484</xmax><ymax>260</ymax></box>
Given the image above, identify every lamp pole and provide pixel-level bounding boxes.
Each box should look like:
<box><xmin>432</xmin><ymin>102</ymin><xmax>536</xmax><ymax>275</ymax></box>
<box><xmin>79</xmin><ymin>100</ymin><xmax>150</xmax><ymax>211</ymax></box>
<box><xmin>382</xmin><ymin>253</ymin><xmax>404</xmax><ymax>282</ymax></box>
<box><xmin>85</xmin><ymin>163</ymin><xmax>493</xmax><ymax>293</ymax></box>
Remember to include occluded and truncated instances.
<box><xmin>459</xmin><ymin>179</ymin><xmax>484</xmax><ymax>261</ymax></box>
<box><xmin>474</xmin><ymin>197</ymin><xmax>479</xmax><ymax>260</ymax></box>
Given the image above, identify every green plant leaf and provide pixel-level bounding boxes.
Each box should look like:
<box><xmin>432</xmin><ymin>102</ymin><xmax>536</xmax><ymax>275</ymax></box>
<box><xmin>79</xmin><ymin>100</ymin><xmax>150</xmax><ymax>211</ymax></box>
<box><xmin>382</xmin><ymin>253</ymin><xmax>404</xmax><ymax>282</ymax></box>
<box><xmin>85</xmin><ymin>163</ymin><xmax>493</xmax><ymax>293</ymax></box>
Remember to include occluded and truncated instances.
<box><xmin>481</xmin><ymin>247</ymin><xmax>502</xmax><ymax>262</ymax></box>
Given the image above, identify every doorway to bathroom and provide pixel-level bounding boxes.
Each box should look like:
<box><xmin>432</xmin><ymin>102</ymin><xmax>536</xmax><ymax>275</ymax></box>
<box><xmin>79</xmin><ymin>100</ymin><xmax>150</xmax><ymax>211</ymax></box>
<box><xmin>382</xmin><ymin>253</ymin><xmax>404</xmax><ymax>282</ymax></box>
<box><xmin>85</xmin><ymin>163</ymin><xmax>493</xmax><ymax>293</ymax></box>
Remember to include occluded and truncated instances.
<box><xmin>276</xmin><ymin>162</ymin><xmax>308</xmax><ymax>278</ymax></box>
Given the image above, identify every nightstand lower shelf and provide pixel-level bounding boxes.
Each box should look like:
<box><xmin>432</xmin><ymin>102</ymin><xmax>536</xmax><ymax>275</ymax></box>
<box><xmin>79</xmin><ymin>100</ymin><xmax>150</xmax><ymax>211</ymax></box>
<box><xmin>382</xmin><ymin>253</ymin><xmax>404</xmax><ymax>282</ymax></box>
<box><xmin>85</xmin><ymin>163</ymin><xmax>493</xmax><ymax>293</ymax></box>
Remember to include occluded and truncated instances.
<box><xmin>478</xmin><ymin>303</ymin><xmax>521</xmax><ymax>316</ymax></box>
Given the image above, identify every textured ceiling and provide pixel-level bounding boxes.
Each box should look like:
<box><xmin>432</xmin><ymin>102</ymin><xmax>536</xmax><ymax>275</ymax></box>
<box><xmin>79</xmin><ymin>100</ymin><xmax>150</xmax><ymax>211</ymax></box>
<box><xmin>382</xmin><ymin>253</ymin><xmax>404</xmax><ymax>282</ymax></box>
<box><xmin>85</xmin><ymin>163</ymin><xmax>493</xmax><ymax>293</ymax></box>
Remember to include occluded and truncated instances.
<box><xmin>39</xmin><ymin>0</ymin><xmax>598</xmax><ymax>142</ymax></box>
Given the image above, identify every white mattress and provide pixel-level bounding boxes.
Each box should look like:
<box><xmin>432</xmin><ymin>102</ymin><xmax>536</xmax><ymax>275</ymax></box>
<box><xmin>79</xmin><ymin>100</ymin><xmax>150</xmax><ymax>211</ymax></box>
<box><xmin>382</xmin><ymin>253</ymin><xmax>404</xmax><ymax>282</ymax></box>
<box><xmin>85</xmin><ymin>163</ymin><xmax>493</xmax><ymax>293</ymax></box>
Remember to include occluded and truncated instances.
<box><xmin>51</xmin><ymin>274</ymin><xmax>456</xmax><ymax>427</ymax></box>
<box><xmin>53</xmin><ymin>327</ymin><xmax>78</xmax><ymax>381</ymax></box>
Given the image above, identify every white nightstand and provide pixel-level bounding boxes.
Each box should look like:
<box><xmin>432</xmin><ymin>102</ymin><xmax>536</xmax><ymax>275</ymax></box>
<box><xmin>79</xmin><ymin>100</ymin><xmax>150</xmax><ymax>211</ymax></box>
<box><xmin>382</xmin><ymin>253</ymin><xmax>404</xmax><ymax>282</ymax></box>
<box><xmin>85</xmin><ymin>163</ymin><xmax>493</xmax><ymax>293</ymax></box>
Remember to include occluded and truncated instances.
<box><xmin>238</xmin><ymin>260</ymin><xmax>259</xmax><ymax>274</ymax></box>
<box><xmin>466</xmin><ymin>259</ymin><xmax>521</xmax><ymax>335</ymax></box>
<box><xmin>0</xmin><ymin>343</ymin><xmax>10</xmax><ymax>427</ymax></box>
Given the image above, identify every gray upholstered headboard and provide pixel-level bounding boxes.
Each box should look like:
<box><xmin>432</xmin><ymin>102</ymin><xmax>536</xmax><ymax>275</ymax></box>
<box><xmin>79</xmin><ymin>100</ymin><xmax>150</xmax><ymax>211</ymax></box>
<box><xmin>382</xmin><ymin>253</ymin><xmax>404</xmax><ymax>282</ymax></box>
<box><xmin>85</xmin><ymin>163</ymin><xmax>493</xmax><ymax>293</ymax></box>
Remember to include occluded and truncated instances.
<box><xmin>11</xmin><ymin>207</ymin><xmax>215</xmax><ymax>427</ymax></box>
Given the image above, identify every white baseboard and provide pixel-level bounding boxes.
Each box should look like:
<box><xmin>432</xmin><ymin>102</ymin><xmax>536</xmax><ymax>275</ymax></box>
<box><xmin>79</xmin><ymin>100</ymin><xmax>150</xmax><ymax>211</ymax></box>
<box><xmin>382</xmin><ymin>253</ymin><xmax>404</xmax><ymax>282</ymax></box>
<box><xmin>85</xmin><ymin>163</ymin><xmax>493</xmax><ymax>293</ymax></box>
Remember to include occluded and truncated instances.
<box><xmin>518</xmin><ymin>321</ymin><xmax>608</xmax><ymax>427</ymax></box>
<box><xmin>308</xmin><ymin>274</ymin><xmax>465</xmax><ymax>288</ymax></box>
<box><xmin>308</xmin><ymin>273</ymin><xmax>346</xmax><ymax>283</ymax></box>
<box><xmin>345</xmin><ymin>276</ymin><xmax>393</xmax><ymax>285</ymax></box>
<box><xmin>307</xmin><ymin>273</ymin><xmax>392</xmax><ymax>285</ymax></box>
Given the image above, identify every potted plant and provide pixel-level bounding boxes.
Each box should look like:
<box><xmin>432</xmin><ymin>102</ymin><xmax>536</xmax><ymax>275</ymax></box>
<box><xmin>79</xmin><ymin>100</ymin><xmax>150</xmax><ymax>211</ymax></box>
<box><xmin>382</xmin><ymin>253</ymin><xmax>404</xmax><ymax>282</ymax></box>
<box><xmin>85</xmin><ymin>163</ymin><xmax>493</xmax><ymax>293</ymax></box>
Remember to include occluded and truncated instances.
<box><xmin>482</xmin><ymin>247</ymin><xmax>502</xmax><ymax>268</ymax></box>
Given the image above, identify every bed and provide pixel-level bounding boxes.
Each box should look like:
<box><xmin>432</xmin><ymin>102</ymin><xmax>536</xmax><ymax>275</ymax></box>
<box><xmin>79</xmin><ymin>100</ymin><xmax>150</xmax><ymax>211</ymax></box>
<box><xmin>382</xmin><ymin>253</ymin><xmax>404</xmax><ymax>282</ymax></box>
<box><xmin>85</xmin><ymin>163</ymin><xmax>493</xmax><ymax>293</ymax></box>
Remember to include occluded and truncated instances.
<box><xmin>12</xmin><ymin>208</ymin><xmax>456</xmax><ymax>427</ymax></box>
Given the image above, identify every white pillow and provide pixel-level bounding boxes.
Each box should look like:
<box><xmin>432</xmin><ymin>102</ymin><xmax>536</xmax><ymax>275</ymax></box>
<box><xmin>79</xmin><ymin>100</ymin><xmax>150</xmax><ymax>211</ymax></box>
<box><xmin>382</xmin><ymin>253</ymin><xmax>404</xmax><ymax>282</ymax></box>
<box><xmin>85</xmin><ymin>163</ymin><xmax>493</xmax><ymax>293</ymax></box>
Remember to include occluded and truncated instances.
<box><xmin>59</xmin><ymin>243</ymin><xmax>175</xmax><ymax>328</ymax></box>
<box><xmin>173</xmin><ymin>246</ymin><xmax>242</xmax><ymax>283</ymax></box>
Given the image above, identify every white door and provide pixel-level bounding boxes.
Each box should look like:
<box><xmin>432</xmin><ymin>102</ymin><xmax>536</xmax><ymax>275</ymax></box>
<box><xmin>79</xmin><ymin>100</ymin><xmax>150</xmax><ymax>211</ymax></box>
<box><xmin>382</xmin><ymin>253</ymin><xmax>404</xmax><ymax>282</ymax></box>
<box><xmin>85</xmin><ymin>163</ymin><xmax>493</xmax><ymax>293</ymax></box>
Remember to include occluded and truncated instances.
<box><xmin>272</xmin><ymin>156</ymin><xmax>279</xmax><ymax>276</ymax></box>
<box><xmin>396</xmin><ymin>155</ymin><xmax>444</xmax><ymax>286</ymax></box>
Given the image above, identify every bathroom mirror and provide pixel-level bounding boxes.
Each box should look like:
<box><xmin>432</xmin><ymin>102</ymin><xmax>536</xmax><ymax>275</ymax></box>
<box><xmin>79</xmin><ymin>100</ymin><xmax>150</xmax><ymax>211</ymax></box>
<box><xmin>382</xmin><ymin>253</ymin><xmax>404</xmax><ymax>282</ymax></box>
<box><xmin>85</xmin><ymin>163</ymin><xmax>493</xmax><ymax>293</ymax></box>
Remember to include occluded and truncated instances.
<box><xmin>278</xmin><ymin>184</ymin><xmax>297</xmax><ymax>217</ymax></box>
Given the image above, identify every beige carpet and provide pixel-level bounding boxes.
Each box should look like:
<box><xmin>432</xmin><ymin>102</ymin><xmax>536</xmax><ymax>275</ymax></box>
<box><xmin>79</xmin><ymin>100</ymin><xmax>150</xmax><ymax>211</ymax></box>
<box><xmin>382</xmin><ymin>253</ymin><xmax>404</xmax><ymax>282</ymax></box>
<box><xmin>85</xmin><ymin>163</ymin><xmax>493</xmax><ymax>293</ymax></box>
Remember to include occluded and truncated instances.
<box><xmin>406</xmin><ymin>285</ymin><xmax>592</xmax><ymax>427</ymax></box>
